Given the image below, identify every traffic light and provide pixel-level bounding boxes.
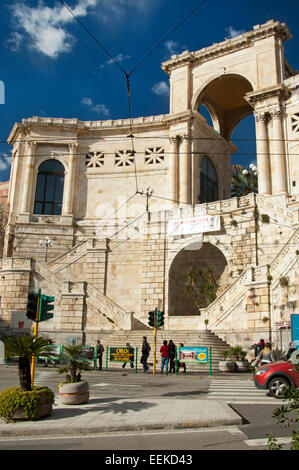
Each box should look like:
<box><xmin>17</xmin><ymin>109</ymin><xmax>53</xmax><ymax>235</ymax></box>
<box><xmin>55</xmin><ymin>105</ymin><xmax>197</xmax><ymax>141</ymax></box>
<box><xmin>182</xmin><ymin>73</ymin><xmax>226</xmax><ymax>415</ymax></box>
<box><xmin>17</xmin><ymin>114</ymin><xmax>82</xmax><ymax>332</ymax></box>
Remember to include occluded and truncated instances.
<box><xmin>148</xmin><ymin>310</ymin><xmax>156</xmax><ymax>327</ymax></box>
<box><xmin>157</xmin><ymin>311</ymin><xmax>164</xmax><ymax>327</ymax></box>
<box><xmin>26</xmin><ymin>292</ymin><xmax>38</xmax><ymax>321</ymax></box>
<box><xmin>39</xmin><ymin>295</ymin><xmax>55</xmax><ymax>322</ymax></box>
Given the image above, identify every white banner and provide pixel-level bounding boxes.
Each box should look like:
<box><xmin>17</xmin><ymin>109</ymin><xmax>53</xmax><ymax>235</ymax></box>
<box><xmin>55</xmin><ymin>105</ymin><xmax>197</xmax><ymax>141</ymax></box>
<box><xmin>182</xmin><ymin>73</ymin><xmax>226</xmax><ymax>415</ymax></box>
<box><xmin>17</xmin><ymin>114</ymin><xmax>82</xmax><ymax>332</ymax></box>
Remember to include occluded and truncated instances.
<box><xmin>168</xmin><ymin>215</ymin><xmax>220</xmax><ymax>236</ymax></box>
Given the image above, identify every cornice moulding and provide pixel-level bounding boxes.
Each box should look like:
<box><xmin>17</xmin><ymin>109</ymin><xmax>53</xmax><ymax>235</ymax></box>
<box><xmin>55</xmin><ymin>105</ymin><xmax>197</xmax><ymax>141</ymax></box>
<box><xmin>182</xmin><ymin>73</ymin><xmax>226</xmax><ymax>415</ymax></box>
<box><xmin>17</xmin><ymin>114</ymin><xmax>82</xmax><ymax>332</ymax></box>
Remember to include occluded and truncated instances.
<box><xmin>162</xmin><ymin>21</ymin><xmax>292</xmax><ymax>74</ymax></box>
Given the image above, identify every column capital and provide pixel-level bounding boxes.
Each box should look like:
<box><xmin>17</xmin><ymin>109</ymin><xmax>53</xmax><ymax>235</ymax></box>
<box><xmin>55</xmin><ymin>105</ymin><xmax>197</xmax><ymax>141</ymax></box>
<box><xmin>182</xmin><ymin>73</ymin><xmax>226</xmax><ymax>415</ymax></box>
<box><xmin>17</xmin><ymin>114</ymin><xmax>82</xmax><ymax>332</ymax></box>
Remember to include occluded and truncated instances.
<box><xmin>182</xmin><ymin>134</ymin><xmax>192</xmax><ymax>141</ymax></box>
<box><xmin>269</xmin><ymin>108</ymin><xmax>282</xmax><ymax>120</ymax></box>
<box><xmin>26</xmin><ymin>140</ymin><xmax>37</xmax><ymax>154</ymax></box>
<box><xmin>254</xmin><ymin>111</ymin><xmax>268</xmax><ymax>124</ymax></box>
<box><xmin>169</xmin><ymin>135</ymin><xmax>181</xmax><ymax>145</ymax></box>
<box><xmin>68</xmin><ymin>142</ymin><xmax>78</xmax><ymax>154</ymax></box>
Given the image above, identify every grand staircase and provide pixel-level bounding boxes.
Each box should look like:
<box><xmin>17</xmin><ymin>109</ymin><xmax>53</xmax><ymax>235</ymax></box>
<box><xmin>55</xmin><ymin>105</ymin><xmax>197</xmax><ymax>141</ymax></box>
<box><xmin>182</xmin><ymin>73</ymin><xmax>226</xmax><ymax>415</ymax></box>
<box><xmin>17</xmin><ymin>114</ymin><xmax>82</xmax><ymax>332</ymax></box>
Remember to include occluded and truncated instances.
<box><xmin>89</xmin><ymin>329</ymin><xmax>232</xmax><ymax>372</ymax></box>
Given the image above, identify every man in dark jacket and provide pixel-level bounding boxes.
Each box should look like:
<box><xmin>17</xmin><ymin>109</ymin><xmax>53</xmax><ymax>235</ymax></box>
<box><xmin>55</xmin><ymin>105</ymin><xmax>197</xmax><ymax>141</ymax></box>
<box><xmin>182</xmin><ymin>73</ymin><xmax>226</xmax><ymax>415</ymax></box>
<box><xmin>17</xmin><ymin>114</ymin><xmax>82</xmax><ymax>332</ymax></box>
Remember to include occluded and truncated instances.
<box><xmin>141</xmin><ymin>336</ymin><xmax>151</xmax><ymax>372</ymax></box>
<box><xmin>96</xmin><ymin>340</ymin><xmax>104</xmax><ymax>371</ymax></box>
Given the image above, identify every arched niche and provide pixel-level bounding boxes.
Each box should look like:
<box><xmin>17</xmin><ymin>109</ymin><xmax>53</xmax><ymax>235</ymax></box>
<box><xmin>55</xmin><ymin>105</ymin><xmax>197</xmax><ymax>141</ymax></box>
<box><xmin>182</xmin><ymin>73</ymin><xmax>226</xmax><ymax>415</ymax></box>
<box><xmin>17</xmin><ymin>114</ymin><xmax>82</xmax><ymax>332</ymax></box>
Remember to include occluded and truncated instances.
<box><xmin>168</xmin><ymin>242</ymin><xmax>228</xmax><ymax>317</ymax></box>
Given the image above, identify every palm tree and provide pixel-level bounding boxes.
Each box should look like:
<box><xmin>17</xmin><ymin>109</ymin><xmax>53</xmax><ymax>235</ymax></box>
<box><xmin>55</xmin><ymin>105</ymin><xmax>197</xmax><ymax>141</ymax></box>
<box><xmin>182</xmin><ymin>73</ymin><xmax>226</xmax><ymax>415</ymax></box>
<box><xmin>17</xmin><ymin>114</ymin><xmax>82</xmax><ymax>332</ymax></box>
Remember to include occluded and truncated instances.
<box><xmin>184</xmin><ymin>266</ymin><xmax>219</xmax><ymax>311</ymax></box>
<box><xmin>59</xmin><ymin>344</ymin><xmax>92</xmax><ymax>383</ymax></box>
<box><xmin>231</xmin><ymin>164</ymin><xmax>258</xmax><ymax>197</ymax></box>
<box><xmin>3</xmin><ymin>335</ymin><xmax>57</xmax><ymax>391</ymax></box>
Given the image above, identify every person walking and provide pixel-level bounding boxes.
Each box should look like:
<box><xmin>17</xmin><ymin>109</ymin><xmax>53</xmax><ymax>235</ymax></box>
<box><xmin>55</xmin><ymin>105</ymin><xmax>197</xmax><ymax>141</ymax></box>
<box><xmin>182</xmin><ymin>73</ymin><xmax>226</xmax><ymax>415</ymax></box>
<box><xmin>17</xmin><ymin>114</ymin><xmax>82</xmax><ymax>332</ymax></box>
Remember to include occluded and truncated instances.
<box><xmin>286</xmin><ymin>341</ymin><xmax>296</xmax><ymax>360</ymax></box>
<box><xmin>255</xmin><ymin>342</ymin><xmax>275</xmax><ymax>367</ymax></box>
<box><xmin>177</xmin><ymin>342</ymin><xmax>186</xmax><ymax>373</ymax></box>
<box><xmin>141</xmin><ymin>336</ymin><xmax>151</xmax><ymax>372</ymax></box>
<box><xmin>255</xmin><ymin>339</ymin><xmax>265</xmax><ymax>358</ymax></box>
<box><xmin>122</xmin><ymin>342</ymin><xmax>134</xmax><ymax>369</ymax></box>
<box><xmin>96</xmin><ymin>340</ymin><xmax>104</xmax><ymax>371</ymax></box>
<box><xmin>160</xmin><ymin>340</ymin><xmax>170</xmax><ymax>375</ymax></box>
<box><xmin>168</xmin><ymin>339</ymin><xmax>176</xmax><ymax>373</ymax></box>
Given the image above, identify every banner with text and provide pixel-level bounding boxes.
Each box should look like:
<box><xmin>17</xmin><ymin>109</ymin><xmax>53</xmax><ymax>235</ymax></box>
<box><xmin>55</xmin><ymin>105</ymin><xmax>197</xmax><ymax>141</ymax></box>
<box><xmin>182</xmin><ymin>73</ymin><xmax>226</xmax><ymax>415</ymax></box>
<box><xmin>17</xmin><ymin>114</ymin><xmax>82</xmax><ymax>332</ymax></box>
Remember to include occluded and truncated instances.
<box><xmin>168</xmin><ymin>215</ymin><xmax>220</xmax><ymax>237</ymax></box>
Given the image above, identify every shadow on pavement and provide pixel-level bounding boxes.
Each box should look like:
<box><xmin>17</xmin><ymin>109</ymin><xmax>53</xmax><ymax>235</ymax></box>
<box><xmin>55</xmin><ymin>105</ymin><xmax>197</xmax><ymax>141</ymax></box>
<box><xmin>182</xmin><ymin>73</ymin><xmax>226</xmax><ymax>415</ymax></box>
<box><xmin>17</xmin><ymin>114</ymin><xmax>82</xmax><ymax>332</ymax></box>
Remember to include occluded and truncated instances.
<box><xmin>50</xmin><ymin>397</ymin><xmax>158</xmax><ymax>420</ymax></box>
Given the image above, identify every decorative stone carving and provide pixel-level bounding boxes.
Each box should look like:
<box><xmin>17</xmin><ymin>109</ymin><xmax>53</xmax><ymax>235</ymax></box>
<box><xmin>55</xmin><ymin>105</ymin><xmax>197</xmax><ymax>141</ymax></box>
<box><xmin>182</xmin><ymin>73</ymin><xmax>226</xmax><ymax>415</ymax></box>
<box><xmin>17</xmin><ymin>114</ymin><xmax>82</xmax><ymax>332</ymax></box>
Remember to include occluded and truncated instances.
<box><xmin>85</xmin><ymin>151</ymin><xmax>105</xmax><ymax>168</ymax></box>
<box><xmin>291</xmin><ymin>113</ymin><xmax>299</xmax><ymax>134</ymax></box>
<box><xmin>115</xmin><ymin>150</ymin><xmax>135</xmax><ymax>167</ymax></box>
<box><xmin>145</xmin><ymin>147</ymin><xmax>165</xmax><ymax>165</ymax></box>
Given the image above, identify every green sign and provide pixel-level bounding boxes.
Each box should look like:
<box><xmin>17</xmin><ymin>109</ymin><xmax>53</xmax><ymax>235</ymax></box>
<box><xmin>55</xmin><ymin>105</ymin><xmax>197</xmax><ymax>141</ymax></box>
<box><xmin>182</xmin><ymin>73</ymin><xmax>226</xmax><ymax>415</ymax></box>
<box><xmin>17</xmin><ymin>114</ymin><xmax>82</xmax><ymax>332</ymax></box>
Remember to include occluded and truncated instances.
<box><xmin>109</xmin><ymin>347</ymin><xmax>134</xmax><ymax>363</ymax></box>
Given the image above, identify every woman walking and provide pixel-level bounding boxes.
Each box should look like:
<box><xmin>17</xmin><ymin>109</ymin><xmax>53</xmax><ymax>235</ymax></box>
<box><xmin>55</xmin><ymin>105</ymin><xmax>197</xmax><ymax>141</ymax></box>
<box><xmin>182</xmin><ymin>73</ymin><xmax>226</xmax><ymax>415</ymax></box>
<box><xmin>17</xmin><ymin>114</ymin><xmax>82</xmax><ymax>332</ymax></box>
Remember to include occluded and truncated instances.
<box><xmin>160</xmin><ymin>340</ymin><xmax>170</xmax><ymax>375</ymax></box>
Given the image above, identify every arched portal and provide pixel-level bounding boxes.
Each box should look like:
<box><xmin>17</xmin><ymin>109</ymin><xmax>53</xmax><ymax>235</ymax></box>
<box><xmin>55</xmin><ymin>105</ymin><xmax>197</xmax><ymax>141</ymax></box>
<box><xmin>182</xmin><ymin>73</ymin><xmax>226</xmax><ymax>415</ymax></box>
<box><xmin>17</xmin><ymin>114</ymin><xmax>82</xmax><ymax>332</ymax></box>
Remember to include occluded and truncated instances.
<box><xmin>168</xmin><ymin>243</ymin><xmax>229</xmax><ymax>317</ymax></box>
<box><xmin>194</xmin><ymin>74</ymin><xmax>254</xmax><ymax>140</ymax></box>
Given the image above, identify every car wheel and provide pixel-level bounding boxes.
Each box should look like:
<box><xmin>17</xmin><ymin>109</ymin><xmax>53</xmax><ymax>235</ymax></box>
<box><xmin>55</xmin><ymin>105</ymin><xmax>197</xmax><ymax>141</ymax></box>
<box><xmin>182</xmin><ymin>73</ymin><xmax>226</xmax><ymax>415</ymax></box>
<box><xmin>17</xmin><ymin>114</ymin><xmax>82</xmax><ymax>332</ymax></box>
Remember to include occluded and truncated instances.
<box><xmin>268</xmin><ymin>377</ymin><xmax>289</xmax><ymax>398</ymax></box>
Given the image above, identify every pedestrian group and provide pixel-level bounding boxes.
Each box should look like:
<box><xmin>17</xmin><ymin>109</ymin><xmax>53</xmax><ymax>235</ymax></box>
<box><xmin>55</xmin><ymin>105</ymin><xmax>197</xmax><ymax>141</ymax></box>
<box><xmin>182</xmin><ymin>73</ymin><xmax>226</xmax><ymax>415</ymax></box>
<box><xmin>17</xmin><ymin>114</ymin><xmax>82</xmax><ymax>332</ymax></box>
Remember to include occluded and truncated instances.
<box><xmin>95</xmin><ymin>337</ymin><xmax>187</xmax><ymax>374</ymax></box>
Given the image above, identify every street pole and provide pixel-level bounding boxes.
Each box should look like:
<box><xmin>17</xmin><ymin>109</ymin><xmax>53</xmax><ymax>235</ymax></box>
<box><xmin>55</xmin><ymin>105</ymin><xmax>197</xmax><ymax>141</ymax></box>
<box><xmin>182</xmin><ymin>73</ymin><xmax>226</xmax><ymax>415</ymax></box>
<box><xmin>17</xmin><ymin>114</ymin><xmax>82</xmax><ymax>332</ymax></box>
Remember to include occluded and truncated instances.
<box><xmin>153</xmin><ymin>308</ymin><xmax>157</xmax><ymax>375</ymax></box>
<box><xmin>30</xmin><ymin>289</ymin><xmax>41</xmax><ymax>388</ymax></box>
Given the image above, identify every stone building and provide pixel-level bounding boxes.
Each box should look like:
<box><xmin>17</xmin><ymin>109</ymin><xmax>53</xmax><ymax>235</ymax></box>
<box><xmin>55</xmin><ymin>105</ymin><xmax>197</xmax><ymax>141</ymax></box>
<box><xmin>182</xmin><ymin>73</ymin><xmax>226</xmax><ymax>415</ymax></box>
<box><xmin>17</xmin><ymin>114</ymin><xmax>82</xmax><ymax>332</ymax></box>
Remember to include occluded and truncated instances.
<box><xmin>0</xmin><ymin>20</ymin><xmax>298</xmax><ymax>349</ymax></box>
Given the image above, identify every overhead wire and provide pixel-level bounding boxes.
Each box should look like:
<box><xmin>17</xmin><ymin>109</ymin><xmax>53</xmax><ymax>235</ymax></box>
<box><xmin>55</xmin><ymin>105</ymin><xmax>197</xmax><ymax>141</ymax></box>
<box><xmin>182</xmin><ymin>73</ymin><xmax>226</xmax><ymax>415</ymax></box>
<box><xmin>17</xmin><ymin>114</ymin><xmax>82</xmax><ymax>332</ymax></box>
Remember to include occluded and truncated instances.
<box><xmin>59</xmin><ymin>0</ymin><xmax>211</xmax><ymax>195</ymax></box>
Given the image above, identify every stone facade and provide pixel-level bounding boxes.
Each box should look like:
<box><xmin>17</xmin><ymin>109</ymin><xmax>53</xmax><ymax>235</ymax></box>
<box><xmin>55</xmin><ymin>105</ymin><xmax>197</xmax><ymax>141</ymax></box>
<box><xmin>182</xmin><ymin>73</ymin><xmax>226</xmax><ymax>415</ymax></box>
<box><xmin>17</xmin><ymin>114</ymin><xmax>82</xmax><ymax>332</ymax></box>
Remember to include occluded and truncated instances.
<box><xmin>0</xmin><ymin>21</ymin><xmax>298</xmax><ymax>348</ymax></box>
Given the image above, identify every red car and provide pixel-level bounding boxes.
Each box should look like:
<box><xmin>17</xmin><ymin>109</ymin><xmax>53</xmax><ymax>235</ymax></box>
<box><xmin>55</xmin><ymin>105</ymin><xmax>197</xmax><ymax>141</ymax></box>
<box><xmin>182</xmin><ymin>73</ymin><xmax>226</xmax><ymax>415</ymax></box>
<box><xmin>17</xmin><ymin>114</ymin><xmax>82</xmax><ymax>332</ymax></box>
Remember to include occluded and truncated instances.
<box><xmin>253</xmin><ymin>360</ymin><xmax>299</xmax><ymax>398</ymax></box>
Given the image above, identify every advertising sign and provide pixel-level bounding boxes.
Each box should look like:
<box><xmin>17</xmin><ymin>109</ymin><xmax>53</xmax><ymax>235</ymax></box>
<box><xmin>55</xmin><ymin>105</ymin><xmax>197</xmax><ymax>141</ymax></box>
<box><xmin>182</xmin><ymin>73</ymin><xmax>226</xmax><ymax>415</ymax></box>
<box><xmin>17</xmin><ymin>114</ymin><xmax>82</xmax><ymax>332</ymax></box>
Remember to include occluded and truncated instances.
<box><xmin>179</xmin><ymin>347</ymin><xmax>209</xmax><ymax>364</ymax></box>
<box><xmin>109</xmin><ymin>347</ymin><xmax>134</xmax><ymax>363</ymax></box>
<box><xmin>168</xmin><ymin>215</ymin><xmax>220</xmax><ymax>237</ymax></box>
<box><xmin>291</xmin><ymin>314</ymin><xmax>299</xmax><ymax>349</ymax></box>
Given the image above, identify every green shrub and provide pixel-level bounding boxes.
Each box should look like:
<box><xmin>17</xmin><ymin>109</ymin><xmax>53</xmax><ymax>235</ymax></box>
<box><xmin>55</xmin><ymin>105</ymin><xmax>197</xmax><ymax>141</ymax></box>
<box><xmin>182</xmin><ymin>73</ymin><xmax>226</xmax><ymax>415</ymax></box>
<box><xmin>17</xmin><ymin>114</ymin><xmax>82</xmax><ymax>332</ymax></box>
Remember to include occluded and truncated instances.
<box><xmin>0</xmin><ymin>386</ymin><xmax>54</xmax><ymax>422</ymax></box>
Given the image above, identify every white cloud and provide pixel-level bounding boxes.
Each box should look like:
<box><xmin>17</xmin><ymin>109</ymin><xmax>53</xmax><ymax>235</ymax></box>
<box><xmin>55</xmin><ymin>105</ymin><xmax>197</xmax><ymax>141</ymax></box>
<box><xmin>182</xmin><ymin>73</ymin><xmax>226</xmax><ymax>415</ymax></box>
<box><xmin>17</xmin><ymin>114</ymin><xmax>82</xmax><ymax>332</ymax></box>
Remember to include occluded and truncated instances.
<box><xmin>100</xmin><ymin>53</ymin><xmax>131</xmax><ymax>69</ymax></box>
<box><xmin>164</xmin><ymin>40</ymin><xmax>187</xmax><ymax>59</ymax></box>
<box><xmin>0</xmin><ymin>154</ymin><xmax>11</xmax><ymax>172</ymax></box>
<box><xmin>151</xmin><ymin>81</ymin><xmax>170</xmax><ymax>97</ymax></box>
<box><xmin>225</xmin><ymin>26</ymin><xmax>246</xmax><ymax>39</ymax></box>
<box><xmin>8</xmin><ymin>0</ymin><xmax>160</xmax><ymax>59</ymax></box>
<box><xmin>7</xmin><ymin>0</ymin><xmax>97</xmax><ymax>58</ymax></box>
<box><xmin>81</xmin><ymin>97</ymin><xmax>110</xmax><ymax>117</ymax></box>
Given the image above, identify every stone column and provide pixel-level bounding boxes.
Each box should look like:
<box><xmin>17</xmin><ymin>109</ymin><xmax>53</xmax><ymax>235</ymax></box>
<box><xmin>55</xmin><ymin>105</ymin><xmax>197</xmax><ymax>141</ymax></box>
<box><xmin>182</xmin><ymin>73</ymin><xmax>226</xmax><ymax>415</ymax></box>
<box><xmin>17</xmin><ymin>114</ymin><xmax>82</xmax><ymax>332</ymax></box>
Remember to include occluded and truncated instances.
<box><xmin>168</xmin><ymin>136</ymin><xmax>180</xmax><ymax>206</ymax></box>
<box><xmin>21</xmin><ymin>141</ymin><xmax>36</xmax><ymax>213</ymax></box>
<box><xmin>270</xmin><ymin>108</ymin><xmax>287</xmax><ymax>194</ymax></box>
<box><xmin>179</xmin><ymin>135</ymin><xmax>191</xmax><ymax>205</ymax></box>
<box><xmin>254</xmin><ymin>112</ymin><xmax>270</xmax><ymax>195</ymax></box>
<box><xmin>63</xmin><ymin>143</ymin><xmax>77</xmax><ymax>216</ymax></box>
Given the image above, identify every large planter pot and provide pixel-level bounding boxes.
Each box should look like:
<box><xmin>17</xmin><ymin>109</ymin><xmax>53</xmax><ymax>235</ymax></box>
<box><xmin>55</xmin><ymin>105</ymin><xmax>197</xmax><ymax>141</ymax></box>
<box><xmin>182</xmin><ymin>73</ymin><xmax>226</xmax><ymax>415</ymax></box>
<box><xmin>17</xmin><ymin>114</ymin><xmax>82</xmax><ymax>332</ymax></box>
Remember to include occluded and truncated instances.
<box><xmin>59</xmin><ymin>380</ymin><xmax>89</xmax><ymax>405</ymax></box>
<box><xmin>236</xmin><ymin>360</ymin><xmax>250</xmax><ymax>372</ymax></box>
<box><xmin>218</xmin><ymin>360</ymin><xmax>236</xmax><ymax>372</ymax></box>
<box><xmin>0</xmin><ymin>387</ymin><xmax>54</xmax><ymax>422</ymax></box>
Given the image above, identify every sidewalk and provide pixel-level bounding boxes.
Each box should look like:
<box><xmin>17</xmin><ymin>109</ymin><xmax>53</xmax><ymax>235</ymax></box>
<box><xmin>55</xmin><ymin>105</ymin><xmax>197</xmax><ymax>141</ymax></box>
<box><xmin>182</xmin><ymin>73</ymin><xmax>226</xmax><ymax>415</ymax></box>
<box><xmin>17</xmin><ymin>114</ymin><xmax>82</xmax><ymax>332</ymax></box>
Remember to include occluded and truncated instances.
<box><xmin>0</xmin><ymin>367</ymin><xmax>244</xmax><ymax>438</ymax></box>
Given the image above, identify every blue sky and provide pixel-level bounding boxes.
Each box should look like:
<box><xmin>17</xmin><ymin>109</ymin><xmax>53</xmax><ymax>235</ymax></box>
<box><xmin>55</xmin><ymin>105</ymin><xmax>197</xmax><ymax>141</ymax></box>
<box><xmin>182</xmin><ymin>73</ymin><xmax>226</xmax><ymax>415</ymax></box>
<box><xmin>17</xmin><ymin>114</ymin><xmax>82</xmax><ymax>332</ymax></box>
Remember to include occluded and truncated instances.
<box><xmin>0</xmin><ymin>0</ymin><xmax>298</xmax><ymax>182</ymax></box>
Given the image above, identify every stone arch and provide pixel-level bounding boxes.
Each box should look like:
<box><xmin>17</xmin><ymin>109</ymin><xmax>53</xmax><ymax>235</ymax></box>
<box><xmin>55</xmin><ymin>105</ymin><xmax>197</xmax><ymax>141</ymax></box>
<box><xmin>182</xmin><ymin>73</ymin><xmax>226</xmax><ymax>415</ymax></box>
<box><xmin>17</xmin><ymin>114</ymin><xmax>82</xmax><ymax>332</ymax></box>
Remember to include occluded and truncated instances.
<box><xmin>168</xmin><ymin>242</ymin><xmax>228</xmax><ymax>317</ymax></box>
<box><xmin>192</xmin><ymin>73</ymin><xmax>254</xmax><ymax>140</ymax></box>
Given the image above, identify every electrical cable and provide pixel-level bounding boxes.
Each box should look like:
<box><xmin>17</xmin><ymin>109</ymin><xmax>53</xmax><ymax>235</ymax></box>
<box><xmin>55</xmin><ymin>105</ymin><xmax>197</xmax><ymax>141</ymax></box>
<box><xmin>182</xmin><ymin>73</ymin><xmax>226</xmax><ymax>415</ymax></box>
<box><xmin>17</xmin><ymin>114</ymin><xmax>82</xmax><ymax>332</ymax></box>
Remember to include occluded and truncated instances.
<box><xmin>127</xmin><ymin>0</ymin><xmax>209</xmax><ymax>76</ymax></box>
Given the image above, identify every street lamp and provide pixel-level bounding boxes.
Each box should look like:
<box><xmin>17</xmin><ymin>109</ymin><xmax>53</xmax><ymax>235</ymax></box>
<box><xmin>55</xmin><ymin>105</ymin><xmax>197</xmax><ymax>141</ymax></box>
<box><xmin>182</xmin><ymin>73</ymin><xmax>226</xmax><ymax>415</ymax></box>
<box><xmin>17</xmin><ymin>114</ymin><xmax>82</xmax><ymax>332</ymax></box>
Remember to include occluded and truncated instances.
<box><xmin>138</xmin><ymin>186</ymin><xmax>153</xmax><ymax>212</ymax></box>
<box><xmin>39</xmin><ymin>236</ymin><xmax>52</xmax><ymax>262</ymax></box>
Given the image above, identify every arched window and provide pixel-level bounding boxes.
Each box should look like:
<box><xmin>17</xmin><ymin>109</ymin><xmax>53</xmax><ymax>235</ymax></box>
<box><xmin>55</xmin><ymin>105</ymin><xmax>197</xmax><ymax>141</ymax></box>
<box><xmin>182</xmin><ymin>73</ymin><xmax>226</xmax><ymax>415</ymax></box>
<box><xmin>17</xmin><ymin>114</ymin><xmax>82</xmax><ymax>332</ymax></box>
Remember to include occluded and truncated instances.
<box><xmin>34</xmin><ymin>160</ymin><xmax>65</xmax><ymax>215</ymax></box>
<box><xmin>199</xmin><ymin>156</ymin><xmax>218</xmax><ymax>203</ymax></box>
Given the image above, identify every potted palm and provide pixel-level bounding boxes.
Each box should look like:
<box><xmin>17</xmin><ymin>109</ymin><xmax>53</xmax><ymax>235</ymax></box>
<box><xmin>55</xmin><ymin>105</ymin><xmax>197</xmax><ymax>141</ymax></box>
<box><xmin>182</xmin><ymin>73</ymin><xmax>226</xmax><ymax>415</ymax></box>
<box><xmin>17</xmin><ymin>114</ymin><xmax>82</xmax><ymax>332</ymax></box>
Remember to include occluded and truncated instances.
<box><xmin>232</xmin><ymin>346</ymin><xmax>250</xmax><ymax>372</ymax></box>
<box><xmin>218</xmin><ymin>348</ymin><xmax>236</xmax><ymax>372</ymax></box>
<box><xmin>0</xmin><ymin>335</ymin><xmax>56</xmax><ymax>421</ymax></box>
<box><xmin>58</xmin><ymin>344</ymin><xmax>92</xmax><ymax>405</ymax></box>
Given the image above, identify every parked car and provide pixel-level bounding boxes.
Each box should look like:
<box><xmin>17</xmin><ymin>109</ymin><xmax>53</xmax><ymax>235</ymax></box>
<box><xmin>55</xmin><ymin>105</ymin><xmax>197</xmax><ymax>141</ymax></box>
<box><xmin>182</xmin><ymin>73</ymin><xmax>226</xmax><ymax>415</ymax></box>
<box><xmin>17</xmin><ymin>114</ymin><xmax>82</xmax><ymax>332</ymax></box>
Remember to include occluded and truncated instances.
<box><xmin>253</xmin><ymin>357</ymin><xmax>299</xmax><ymax>398</ymax></box>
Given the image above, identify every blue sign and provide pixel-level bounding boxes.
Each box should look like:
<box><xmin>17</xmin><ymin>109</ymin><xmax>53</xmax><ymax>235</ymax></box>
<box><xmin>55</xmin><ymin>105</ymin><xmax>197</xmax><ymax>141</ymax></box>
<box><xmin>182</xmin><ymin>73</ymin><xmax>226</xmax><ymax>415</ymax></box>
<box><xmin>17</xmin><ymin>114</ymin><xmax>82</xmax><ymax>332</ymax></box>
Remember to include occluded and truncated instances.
<box><xmin>179</xmin><ymin>347</ymin><xmax>208</xmax><ymax>363</ymax></box>
<box><xmin>291</xmin><ymin>314</ymin><xmax>299</xmax><ymax>349</ymax></box>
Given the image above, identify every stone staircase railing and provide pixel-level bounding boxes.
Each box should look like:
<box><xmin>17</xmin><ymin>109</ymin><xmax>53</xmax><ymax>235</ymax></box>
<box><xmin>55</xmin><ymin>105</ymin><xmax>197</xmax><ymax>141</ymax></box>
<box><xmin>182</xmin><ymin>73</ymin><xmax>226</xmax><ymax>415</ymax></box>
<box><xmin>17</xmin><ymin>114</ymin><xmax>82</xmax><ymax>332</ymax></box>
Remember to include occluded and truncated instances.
<box><xmin>48</xmin><ymin>239</ymin><xmax>88</xmax><ymax>273</ymax></box>
<box><xmin>201</xmin><ymin>269</ymin><xmax>250</xmax><ymax>326</ymax></box>
<box><xmin>86</xmin><ymin>283</ymin><xmax>132</xmax><ymax>330</ymax></box>
<box><xmin>269</xmin><ymin>227</ymin><xmax>299</xmax><ymax>281</ymax></box>
<box><xmin>203</xmin><ymin>227</ymin><xmax>299</xmax><ymax>328</ymax></box>
<box><xmin>31</xmin><ymin>260</ymin><xmax>62</xmax><ymax>298</ymax></box>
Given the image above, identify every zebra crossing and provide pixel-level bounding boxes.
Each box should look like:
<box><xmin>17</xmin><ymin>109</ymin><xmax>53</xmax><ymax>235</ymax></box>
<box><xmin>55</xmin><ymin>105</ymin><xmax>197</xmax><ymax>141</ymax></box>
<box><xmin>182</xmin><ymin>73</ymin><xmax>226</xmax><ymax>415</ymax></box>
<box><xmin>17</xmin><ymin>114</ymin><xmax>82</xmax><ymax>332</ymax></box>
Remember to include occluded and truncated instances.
<box><xmin>208</xmin><ymin>377</ymin><xmax>284</xmax><ymax>404</ymax></box>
